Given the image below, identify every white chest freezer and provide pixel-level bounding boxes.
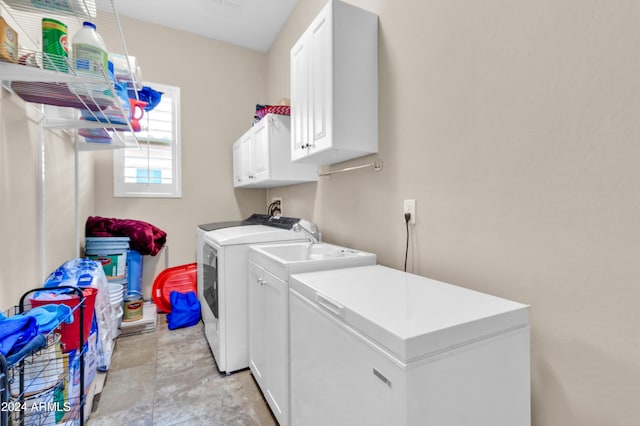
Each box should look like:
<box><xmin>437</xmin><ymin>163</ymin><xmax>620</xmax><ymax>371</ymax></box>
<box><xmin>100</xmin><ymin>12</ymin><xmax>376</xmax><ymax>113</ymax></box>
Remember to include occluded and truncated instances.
<box><xmin>289</xmin><ymin>265</ymin><xmax>530</xmax><ymax>426</ymax></box>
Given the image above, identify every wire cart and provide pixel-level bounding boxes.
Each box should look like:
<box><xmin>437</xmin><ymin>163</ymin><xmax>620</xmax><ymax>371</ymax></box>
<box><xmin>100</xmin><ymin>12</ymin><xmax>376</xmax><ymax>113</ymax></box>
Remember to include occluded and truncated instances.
<box><xmin>0</xmin><ymin>286</ymin><xmax>87</xmax><ymax>426</ymax></box>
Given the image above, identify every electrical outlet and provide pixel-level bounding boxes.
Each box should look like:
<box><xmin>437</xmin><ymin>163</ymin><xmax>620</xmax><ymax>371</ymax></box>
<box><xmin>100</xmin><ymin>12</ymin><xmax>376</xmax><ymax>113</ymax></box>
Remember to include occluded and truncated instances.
<box><xmin>403</xmin><ymin>199</ymin><xmax>416</xmax><ymax>224</ymax></box>
<box><xmin>271</xmin><ymin>197</ymin><xmax>283</xmax><ymax>216</ymax></box>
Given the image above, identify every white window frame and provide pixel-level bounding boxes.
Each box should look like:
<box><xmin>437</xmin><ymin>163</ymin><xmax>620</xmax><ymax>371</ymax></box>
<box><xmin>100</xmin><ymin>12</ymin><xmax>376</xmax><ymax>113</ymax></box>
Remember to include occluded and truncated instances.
<box><xmin>113</xmin><ymin>82</ymin><xmax>182</xmax><ymax>198</ymax></box>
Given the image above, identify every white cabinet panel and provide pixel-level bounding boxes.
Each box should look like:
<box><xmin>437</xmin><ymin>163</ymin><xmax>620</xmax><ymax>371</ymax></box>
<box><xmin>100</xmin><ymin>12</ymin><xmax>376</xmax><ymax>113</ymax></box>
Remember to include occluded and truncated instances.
<box><xmin>247</xmin><ymin>262</ymin><xmax>289</xmax><ymax>425</ymax></box>
<box><xmin>251</xmin><ymin>119</ymin><xmax>269</xmax><ymax>182</ymax></box>
<box><xmin>309</xmin><ymin>10</ymin><xmax>331</xmax><ymax>152</ymax></box>
<box><xmin>264</xmin><ymin>269</ymin><xmax>288</xmax><ymax>422</ymax></box>
<box><xmin>233</xmin><ymin>130</ymin><xmax>253</xmax><ymax>186</ymax></box>
<box><xmin>291</xmin><ymin>40</ymin><xmax>309</xmax><ymax>160</ymax></box>
<box><xmin>248</xmin><ymin>261</ymin><xmax>266</xmax><ymax>388</ymax></box>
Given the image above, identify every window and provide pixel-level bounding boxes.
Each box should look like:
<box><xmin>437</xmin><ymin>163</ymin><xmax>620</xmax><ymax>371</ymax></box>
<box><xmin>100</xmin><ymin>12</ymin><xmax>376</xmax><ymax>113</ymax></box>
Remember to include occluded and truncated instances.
<box><xmin>113</xmin><ymin>82</ymin><xmax>181</xmax><ymax>198</ymax></box>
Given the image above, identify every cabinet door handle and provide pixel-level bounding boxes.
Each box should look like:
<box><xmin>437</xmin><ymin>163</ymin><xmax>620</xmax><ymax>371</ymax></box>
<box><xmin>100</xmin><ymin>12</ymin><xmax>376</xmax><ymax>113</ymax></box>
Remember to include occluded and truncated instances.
<box><xmin>257</xmin><ymin>278</ymin><xmax>266</xmax><ymax>286</ymax></box>
<box><xmin>316</xmin><ymin>293</ymin><xmax>344</xmax><ymax>318</ymax></box>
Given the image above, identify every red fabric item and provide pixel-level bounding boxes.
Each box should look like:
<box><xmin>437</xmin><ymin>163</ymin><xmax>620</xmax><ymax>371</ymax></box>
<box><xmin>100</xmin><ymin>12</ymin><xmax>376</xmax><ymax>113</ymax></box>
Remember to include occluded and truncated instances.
<box><xmin>85</xmin><ymin>216</ymin><xmax>167</xmax><ymax>256</ymax></box>
<box><xmin>256</xmin><ymin>105</ymin><xmax>290</xmax><ymax>120</ymax></box>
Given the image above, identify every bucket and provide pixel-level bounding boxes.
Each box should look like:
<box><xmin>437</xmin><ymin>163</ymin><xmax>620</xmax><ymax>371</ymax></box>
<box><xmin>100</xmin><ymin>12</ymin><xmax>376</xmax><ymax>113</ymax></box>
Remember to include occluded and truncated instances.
<box><xmin>109</xmin><ymin>282</ymin><xmax>124</xmax><ymax>326</ymax></box>
<box><xmin>10</xmin><ymin>333</ymin><xmax>63</xmax><ymax>397</ymax></box>
<box><xmin>108</xmin><ymin>282</ymin><xmax>124</xmax><ymax>301</ymax></box>
<box><xmin>10</xmin><ymin>385</ymin><xmax>62</xmax><ymax>426</ymax></box>
<box><xmin>110</xmin><ymin>297</ymin><xmax>123</xmax><ymax>311</ymax></box>
<box><xmin>31</xmin><ymin>288</ymin><xmax>98</xmax><ymax>352</ymax></box>
<box><xmin>123</xmin><ymin>291</ymin><xmax>143</xmax><ymax>322</ymax></box>
<box><xmin>110</xmin><ymin>293</ymin><xmax>123</xmax><ymax>303</ymax></box>
<box><xmin>127</xmin><ymin>250</ymin><xmax>143</xmax><ymax>294</ymax></box>
<box><xmin>111</xmin><ymin>305</ymin><xmax>123</xmax><ymax>337</ymax></box>
<box><xmin>85</xmin><ymin>237</ymin><xmax>130</xmax><ymax>281</ymax></box>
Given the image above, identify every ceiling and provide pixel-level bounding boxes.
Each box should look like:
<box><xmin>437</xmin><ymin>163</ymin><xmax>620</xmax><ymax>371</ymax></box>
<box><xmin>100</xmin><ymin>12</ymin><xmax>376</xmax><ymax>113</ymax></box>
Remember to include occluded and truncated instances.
<box><xmin>113</xmin><ymin>0</ymin><xmax>299</xmax><ymax>52</ymax></box>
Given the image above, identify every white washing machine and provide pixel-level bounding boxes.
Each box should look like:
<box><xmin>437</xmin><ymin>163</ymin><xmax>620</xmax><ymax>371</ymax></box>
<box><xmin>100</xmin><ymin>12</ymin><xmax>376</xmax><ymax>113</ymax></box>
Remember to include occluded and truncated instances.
<box><xmin>199</xmin><ymin>216</ymin><xmax>309</xmax><ymax>373</ymax></box>
<box><xmin>196</xmin><ymin>219</ymin><xmax>245</xmax><ymax>299</ymax></box>
<box><xmin>195</xmin><ymin>214</ymin><xmax>295</xmax><ymax>299</ymax></box>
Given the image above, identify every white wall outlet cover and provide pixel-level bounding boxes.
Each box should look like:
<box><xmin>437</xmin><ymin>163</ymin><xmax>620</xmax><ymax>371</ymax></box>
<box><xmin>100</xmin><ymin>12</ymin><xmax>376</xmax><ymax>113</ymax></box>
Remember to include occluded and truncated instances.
<box><xmin>270</xmin><ymin>197</ymin><xmax>283</xmax><ymax>215</ymax></box>
<box><xmin>403</xmin><ymin>199</ymin><xmax>416</xmax><ymax>224</ymax></box>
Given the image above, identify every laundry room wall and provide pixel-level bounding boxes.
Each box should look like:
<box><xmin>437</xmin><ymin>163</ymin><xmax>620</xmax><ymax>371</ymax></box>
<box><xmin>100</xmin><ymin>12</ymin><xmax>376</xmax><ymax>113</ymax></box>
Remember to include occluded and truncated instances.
<box><xmin>266</xmin><ymin>0</ymin><xmax>640</xmax><ymax>424</ymax></box>
<box><xmin>0</xmin><ymin>91</ymin><xmax>96</xmax><ymax>306</ymax></box>
<box><xmin>93</xmin><ymin>15</ymin><xmax>268</xmax><ymax>297</ymax></box>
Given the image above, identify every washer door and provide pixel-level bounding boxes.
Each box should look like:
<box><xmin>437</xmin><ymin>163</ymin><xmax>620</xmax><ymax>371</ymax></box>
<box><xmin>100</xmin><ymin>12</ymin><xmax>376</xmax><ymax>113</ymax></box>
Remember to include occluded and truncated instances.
<box><xmin>203</xmin><ymin>242</ymin><xmax>218</xmax><ymax>319</ymax></box>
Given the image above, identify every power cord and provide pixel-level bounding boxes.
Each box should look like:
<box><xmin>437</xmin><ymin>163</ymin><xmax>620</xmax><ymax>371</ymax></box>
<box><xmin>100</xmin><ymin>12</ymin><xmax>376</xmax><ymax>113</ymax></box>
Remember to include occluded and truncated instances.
<box><xmin>267</xmin><ymin>200</ymin><xmax>281</xmax><ymax>216</ymax></box>
<box><xmin>404</xmin><ymin>212</ymin><xmax>411</xmax><ymax>272</ymax></box>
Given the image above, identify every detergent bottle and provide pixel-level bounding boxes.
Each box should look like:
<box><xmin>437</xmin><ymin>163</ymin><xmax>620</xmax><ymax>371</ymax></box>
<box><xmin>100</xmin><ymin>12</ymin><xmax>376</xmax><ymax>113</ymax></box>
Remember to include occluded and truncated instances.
<box><xmin>71</xmin><ymin>21</ymin><xmax>111</xmax><ymax>98</ymax></box>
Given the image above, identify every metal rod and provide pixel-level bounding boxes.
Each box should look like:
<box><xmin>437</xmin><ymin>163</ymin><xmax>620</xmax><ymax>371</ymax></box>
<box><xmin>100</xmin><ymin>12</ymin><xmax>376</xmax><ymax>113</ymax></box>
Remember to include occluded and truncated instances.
<box><xmin>75</xmin><ymin>135</ymin><xmax>80</xmax><ymax>259</ymax></box>
<box><xmin>38</xmin><ymin>105</ymin><xmax>46</xmax><ymax>282</ymax></box>
<box><xmin>318</xmin><ymin>160</ymin><xmax>383</xmax><ymax>177</ymax></box>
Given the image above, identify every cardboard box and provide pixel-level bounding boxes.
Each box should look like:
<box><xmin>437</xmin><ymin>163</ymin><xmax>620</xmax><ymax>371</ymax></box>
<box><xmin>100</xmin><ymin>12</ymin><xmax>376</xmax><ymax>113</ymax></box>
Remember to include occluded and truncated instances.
<box><xmin>0</xmin><ymin>16</ymin><xmax>18</xmax><ymax>63</ymax></box>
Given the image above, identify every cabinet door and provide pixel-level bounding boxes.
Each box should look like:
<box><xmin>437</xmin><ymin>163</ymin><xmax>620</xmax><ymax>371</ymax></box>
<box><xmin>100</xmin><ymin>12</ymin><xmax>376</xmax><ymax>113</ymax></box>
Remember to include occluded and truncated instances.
<box><xmin>233</xmin><ymin>131</ymin><xmax>253</xmax><ymax>186</ymax></box>
<box><xmin>232</xmin><ymin>141</ymin><xmax>244</xmax><ymax>187</ymax></box>
<box><xmin>251</xmin><ymin>118</ymin><xmax>269</xmax><ymax>182</ymax></box>
<box><xmin>240</xmin><ymin>132</ymin><xmax>252</xmax><ymax>180</ymax></box>
<box><xmin>248</xmin><ymin>262</ymin><xmax>266</xmax><ymax>388</ymax></box>
<box><xmin>264</xmin><ymin>270</ymin><xmax>289</xmax><ymax>425</ymax></box>
<box><xmin>291</xmin><ymin>37</ymin><xmax>310</xmax><ymax>161</ymax></box>
<box><xmin>308</xmin><ymin>7</ymin><xmax>332</xmax><ymax>155</ymax></box>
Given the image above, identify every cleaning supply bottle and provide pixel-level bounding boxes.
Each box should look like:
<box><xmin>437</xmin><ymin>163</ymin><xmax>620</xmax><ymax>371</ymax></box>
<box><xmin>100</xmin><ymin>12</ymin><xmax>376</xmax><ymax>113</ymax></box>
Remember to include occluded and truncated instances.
<box><xmin>42</xmin><ymin>18</ymin><xmax>68</xmax><ymax>72</ymax></box>
<box><xmin>71</xmin><ymin>21</ymin><xmax>111</xmax><ymax>98</ymax></box>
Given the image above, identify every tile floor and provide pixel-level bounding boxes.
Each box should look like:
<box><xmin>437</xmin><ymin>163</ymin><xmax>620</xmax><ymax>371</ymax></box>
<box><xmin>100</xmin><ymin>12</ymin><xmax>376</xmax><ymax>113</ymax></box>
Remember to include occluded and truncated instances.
<box><xmin>88</xmin><ymin>315</ymin><xmax>277</xmax><ymax>426</ymax></box>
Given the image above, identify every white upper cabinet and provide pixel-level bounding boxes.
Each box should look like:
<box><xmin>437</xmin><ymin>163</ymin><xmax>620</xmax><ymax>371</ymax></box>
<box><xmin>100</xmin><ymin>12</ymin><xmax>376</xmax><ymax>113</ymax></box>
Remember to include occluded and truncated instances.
<box><xmin>291</xmin><ymin>0</ymin><xmax>378</xmax><ymax>165</ymax></box>
<box><xmin>233</xmin><ymin>114</ymin><xmax>317</xmax><ymax>188</ymax></box>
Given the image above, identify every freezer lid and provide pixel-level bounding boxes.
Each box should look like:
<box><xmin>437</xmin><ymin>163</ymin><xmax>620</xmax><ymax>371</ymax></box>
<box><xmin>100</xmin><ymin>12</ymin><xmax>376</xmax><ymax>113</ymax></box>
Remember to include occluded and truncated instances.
<box><xmin>289</xmin><ymin>265</ymin><xmax>529</xmax><ymax>363</ymax></box>
<box><xmin>203</xmin><ymin>225</ymin><xmax>308</xmax><ymax>246</ymax></box>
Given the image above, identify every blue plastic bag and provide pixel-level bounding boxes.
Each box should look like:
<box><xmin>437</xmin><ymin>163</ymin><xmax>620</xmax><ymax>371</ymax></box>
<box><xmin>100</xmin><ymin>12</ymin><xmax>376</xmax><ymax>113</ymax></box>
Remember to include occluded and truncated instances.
<box><xmin>166</xmin><ymin>291</ymin><xmax>201</xmax><ymax>330</ymax></box>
